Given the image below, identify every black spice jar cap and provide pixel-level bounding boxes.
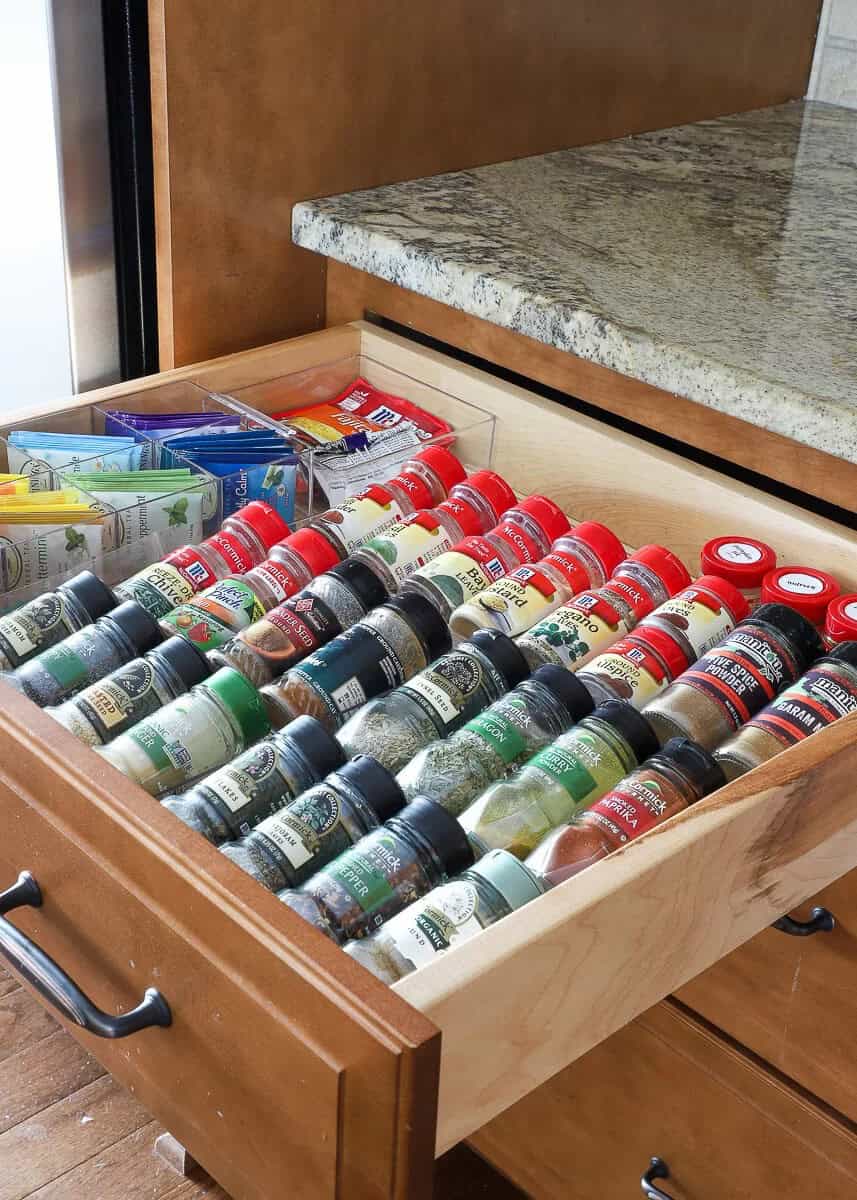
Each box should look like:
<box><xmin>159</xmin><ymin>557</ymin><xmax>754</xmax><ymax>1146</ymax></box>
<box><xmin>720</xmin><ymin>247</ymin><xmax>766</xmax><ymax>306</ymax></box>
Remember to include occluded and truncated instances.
<box><xmin>282</xmin><ymin>714</ymin><xmax>345</xmax><ymax>777</ymax></box>
<box><xmin>591</xmin><ymin>700</ymin><xmax>659</xmax><ymax>765</ymax></box>
<box><xmin>531</xmin><ymin>664</ymin><xmax>595</xmax><ymax>724</ymax></box>
<box><xmin>658</xmin><ymin>737</ymin><xmax>725</xmax><ymax>797</ymax></box>
<box><xmin>63</xmin><ymin>571</ymin><xmax>117</xmax><ymax>621</ymax></box>
<box><xmin>468</xmin><ymin>629</ymin><xmax>530</xmax><ymax>689</ymax></box>
<box><xmin>328</xmin><ymin>558</ymin><xmax>389</xmax><ymax>613</ymax></box>
<box><xmin>387</xmin><ymin>593</ymin><xmax>451</xmax><ymax>662</ymax></box>
<box><xmin>106</xmin><ymin>600</ymin><xmax>162</xmax><ymax>653</ymax></box>
<box><xmin>402</xmin><ymin>796</ymin><xmax>475</xmax><ymax>876</ymax></box>
<box><xmin>336</xmin><ymin>754</ymin><xmax>405</xmax><ymax>824</ymax></box>
<box><xmin>823</xmin><ymin>641</ymin><xmax>857</xmax><ymax>671</ymax></box>
<box><xmin>750</xmin><ymin>603</ymin><xmax>824</xmax><ymax>669</ymax></box>
<box><xmin>154</xmin><ymin>635</ymin><xmax>212</xmax><ymax>688</ymax></box>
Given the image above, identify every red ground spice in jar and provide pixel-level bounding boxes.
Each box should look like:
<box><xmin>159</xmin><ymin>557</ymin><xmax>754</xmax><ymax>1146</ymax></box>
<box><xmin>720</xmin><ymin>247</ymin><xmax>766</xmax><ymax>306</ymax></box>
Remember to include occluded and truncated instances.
<box><xmin>761</xmin><ymin>566</ymin><xmax>840</xmax><ymax>631</ymax></box>
<box><xmin>824</xmin><ymin>595</ymin><xmax>857</xmax><ymax>648</ymax></box>
<box><xmin>700</xmin><ymin>536</ymin><xmax>776</xmax><ymax>609</ymax></box>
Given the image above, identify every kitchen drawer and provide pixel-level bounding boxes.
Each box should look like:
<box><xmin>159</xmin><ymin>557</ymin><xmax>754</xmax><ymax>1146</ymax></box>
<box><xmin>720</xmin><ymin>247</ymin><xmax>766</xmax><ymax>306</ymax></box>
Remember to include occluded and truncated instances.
<box><xmin>678</xmin><ymin>870</ymin><xmax>857</xmax><ymax>1124</ymax></box>
<box><xmin>2</xmin><ymin>321</ymin><xmax>857</xmax><ymax>1200</ymax></box>
<box><xmin>470</xmin><ymin>1000</ymin><xmax>857</xmax><ymax>1199</ymax></box>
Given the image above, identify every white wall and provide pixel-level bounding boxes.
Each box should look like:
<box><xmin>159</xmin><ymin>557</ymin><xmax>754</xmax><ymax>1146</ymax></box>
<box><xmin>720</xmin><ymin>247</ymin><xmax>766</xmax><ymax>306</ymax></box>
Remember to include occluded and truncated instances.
<box><xmin>809</xmin><ymin>0</ymin><xmax>857</xmax><ymax>108</ymax></box>
<box><xmin>0</xmin><ymin>0</ymin><xmax>73</xmax><ymax>408</ymax></box>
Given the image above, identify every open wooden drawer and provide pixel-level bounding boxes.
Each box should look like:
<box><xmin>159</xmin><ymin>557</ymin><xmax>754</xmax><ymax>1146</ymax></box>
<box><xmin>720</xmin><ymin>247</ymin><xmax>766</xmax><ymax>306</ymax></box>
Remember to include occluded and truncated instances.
<box><xmin>2</xmin><ymin>322</ymin><xmax>857</xmax><ymax>1200</ymax></box>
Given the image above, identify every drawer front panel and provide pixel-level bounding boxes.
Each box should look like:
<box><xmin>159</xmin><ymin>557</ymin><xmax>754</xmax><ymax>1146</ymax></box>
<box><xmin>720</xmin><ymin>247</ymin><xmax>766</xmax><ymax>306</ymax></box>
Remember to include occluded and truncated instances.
<box><xmin>471</xmin><ymin>1002</ymin><xmax>857</xmax><ymax>1199</ymax></box>
<box><xmin>0</xmin><ymin>689</ymin><xmax>439</xmax><ymax>1200</ymax></box>
<box><xmin>678</xmin><ymin>869</ymin><xmax>857</xmax><ymax>1123</ymax></box>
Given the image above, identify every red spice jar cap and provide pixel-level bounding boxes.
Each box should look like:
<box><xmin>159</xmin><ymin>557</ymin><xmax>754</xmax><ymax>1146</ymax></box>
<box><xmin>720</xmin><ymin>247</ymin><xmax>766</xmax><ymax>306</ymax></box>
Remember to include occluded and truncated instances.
<box><xmin>691</xmin><ymin>574</ymin><xmax>751</xmax><ymax>623</ymax></box>
<box><xmin>761</xmin><ymin>566</ymin><xmax>840</xmax><ymax>627</ymax></box>
<box><xmin>824</xmin><ymin>594</ymin><xmax>857</xmax><ymax>645</ymax></box>
<box><xmin>567</xmin><ymin>521</ymin><xmax>625</xmax><ymax>578</ymax></box>
<box><xmin>700</xmin><ymin>536</ymin><xmax>777</xmax><ymax>588</ymax></box>
<box><xmin>633</xmin><ymin>624</ymin><xmax>691</xmax><ymax>681</ymax></box>
<box><xmin>512</xmin><ymin>495</ymin><xmax>571</xmax><ymax>544</ymax></box>
<box><xmin>623</xmin><ymin>544</ymin><xmax>691</xmax><ymax>597</ymax></box>
<box><xmin>438</xmin><ymin>496</ymin><xmax>486</xmax><ymax>538</ymax></box>
<box><xmin>456</xmin><ymin>470</ymin><xmax>517</xmax><ymax>522</ymax></box>
<box><xmin>411</xmin><ymin>445</ymin><xmax>466</xmax><ymax>495</ymax></box>
<box><xmin>232</xmin><ymin>501</ymin><xmax>292</xmax><ymax>550</ymax></box>
<box><xmin>280</xmin><ymin>527</ymin><xmax>341</xmax><ymax>576</ymax></box>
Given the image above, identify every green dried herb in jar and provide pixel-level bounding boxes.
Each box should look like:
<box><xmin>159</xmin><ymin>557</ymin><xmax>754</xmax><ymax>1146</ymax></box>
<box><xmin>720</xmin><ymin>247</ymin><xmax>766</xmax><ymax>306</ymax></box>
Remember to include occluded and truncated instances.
<box><xmin>279</xmin><ymin>797</ymin><xmax>474</xmax><ymax>944</ymax></box>
<box><xmin>336</xmin><ymin>629</ymin><xmax>529</xmax><ymax>773</ymax></box>
<box><xmin>459</xmin><ymin>700</ymin><xmax>658</xmax><ymax>859</ymax></box>
<box><xmin>345</xmin><ymin>848</ymin><xmax>544</xmax><ymax>984</ymax></box>
<box><xmin>396</xmin><ymin>665</ymin><xmax>594</xmax><ymax>815</ymax></box>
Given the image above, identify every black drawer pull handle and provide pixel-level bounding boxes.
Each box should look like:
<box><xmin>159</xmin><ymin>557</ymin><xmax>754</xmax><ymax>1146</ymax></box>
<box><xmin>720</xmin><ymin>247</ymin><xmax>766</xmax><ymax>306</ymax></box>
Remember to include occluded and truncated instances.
<box><xmin>772</xmin><ymin>906</ymin><xmax>835</xmax><ymax>937</ymax></box>
<box><xmin>641</xmin><ymin>1157</ymin><xmax>673</xmax><ymax>1199</ymax></box>
<box><xmin>0</xmin><ymin>871</ymin><xmax>171</xmax><ymax>1038</ymax></box>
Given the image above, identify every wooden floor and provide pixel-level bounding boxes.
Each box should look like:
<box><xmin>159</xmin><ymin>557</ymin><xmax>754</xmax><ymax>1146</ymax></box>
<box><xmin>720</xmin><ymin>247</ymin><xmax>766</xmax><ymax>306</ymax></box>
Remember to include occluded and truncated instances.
<box><xmin>0</xmin><ymin>962</ymin><xmax>524</xmax><ymax>1200</ymax></box>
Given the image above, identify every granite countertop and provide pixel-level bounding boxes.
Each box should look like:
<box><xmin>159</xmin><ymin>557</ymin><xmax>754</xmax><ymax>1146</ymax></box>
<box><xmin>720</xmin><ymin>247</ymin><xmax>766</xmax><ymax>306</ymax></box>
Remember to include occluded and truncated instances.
<box><xmin>293</xmin><ymin>101</ymin><xmax>857</xmax><ymax>466</ymax></box>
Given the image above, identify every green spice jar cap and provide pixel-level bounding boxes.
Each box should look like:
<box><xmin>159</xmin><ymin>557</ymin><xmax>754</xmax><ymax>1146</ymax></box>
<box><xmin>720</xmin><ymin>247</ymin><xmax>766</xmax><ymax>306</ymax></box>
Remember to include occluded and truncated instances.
<box><xmin>279</xmin><ymin>714</ymin><xmax>345</xmax><ymax>777</ymax></box>
<box><xmin>63</xmin><ymin>571</ymin><xmax>117</xmax><ymax>621</ymax></box>
<box><xmin>657</xmin><ymin>737</ymin><xmax>725</xmax><ymax>798</ymax></box>
<box><xmin>823</xmin><ymin>641</ymin><xmax>857</xmax><ymax>671</ymax></box>
<box><xmin>106</xmin><ymin>600</ymin><xmax>163</xmax><ymax>654</ymax></box>
<box><xmin>334</xmin><ymin>754</ymin><xmax>405</xmax><ymax>823</ymax></box>
<box><xmin>153</xmin><ymin>635</ymin><xmax>212</xmax><ymax>689</ymax></box>
<box><xmin>328</xmin><ymin>558</ymin><xmax>389</xmax><ymax>612</ymax></box>
<box><xmin>387</xmin><ymin>593</ymin><xmax>452</xmax><ymax>662</ymax></box>
<box><xmin>749</xmin><ymin>603</ymin><xmax>824</xmax><ymax>669</ymax></box>
<box><xmin>402</xmin><ymin>796</ymin><xmax>475</xmax><ymax>876</ymax></box>
<box><xmin>205</xmin><ymin>667</ymin><xmax>270</xmax><ymax>743</ymax></box>
<box><xmin>468</xmin><ymin>629</ymin><xmax>530</xmax><ymax>689</ymax></box>
<box><xmin>590</xmin><ymin>700</ymin><xmax>659</xmax><ymax>765</ymax></box>
<box><xmin>471</xmin><ymin>848</ymin><xmax>544</xmax><ymax>909</ymax></box>
<box><xmin>532</xmin><ymin>665</ymin><xmax>595</xmax><ymax>723</ymax></box>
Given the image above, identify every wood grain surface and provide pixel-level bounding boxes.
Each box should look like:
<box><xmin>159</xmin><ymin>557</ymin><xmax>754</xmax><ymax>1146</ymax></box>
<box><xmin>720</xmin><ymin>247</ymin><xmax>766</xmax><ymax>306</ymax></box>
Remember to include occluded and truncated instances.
<box><xmin>149</xmin><ymin>0</ymin><xmax>820</xmax><ymax>366</ymax></box>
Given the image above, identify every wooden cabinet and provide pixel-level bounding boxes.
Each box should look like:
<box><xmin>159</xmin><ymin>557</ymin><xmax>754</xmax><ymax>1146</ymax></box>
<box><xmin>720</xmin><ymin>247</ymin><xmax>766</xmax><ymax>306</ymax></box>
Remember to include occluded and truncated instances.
<box><xmin>2</xmin><ymin>322</ymin><xmax>857</xmax><ymax>1198</ymax></box>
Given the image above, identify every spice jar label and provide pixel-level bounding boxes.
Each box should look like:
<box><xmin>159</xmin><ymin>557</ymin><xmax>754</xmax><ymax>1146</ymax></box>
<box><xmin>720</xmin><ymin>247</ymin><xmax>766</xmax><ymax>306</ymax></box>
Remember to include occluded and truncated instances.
<box><xmin>384</xmin><ymin>881</ymin><xmax>483</xmax><ymax>968</ymax></box>
<box><xmin>249</xmin><ymin>560</ymin><xmax>305</xmax><ymax>604</ymax></box>
<box><xmin>468</xmin><ymin>569</ymin><xmax>563</xmax><ymax>637</ymax></box>
<box><xmin>717</xmin><ymin>541</ymin><xmax>764</xmax><ymax>565</ymax></box>
<box><xmin>126</xmin><ymin>699</ymin><xmax>236</xmax><ymax>785</ymax></box>
<box><xmin>201</xmin><ymin>742</ymin><xmax>303</xmax><ymax>835</ymax></box>
<box><xmin>748</xmin><ymin>665</ymin><xmax>857</xmax><ymax>747</ymax></box>
<box><xmin>678</xmin><ymin>627</ymin><xmax>798</xmax><ymax>729</ymax></box>
<box><xmin>466</xmin><ymin>696</ymin><xmax>531</xmax><ymax>764</ymax></box>
<box><xmin>364</xmin><ymin>511</ymin><xmax>456</xmax><ymax>584</ymax></box>
<box><xmin>203</xmin><ymin>532</ymin><xmax>256</xmax><ymax>575</ymax></box>
<box><xmin>288</xmin><ymin>623</ymin><xmax>410</xmax><ymax>725</ymax></box>
<box><xmin>776</xmin><ymin>571</ymin><xmax>826</xmax><ymax>596</ymax></box>
<box><xmin>581</xmin><ymin>638</ymin><xmax>669</xmax><ymax>706</ymax></box>
<box><xmin>530</xmin><ymin>740</ymin><xmax>598</xmax><ymax>800</ymax></box>
<box><xmin>0</xmin><ymin>593</ymin><xmax>69</xmax><ymax>666</ymax></box>
<box><xmin>401</xmin><ymin>650</ymin><xmax>504</xmax><ymax>727</ymax></box>
<box><xmin>117</xmin><ymin>562</ymin><xmax>198</xmax><ymax>618</ymax></box>
<box><xmin>415</xmin><ymin>548</ymin><xmax>502</xmax><ymax>610</ymax></box>
<box><xmin>653</xmin><ymin>589</ymin><xmax>735</xmax><ymax>656</ymax></box>
<box><xmin>587</xmin><ymin>777</ymin><xmax>668</xmax><ymax>844</ymax></box>
<box><xmin>527</xmin><ymin>593</ymin><xmax>627</xmax><ymax>669</ymax></box>
<box><xmin>162</xmin><ymin>579</ymin><xmax>266</xmax><ymax>650</ymax></box>
<box><xmin>74</xmin><ymin>661</ymin><xmax>164</xmax><ymax>738</ymax></box>
<box><xmin>320</xmin><ymin>485</ymin><xmax>405</xmax><ymax>552</ymax></box>
<box><xmin>34</xmin><ymin>642</ymin><xmax>88</xmax><ymax>690</ymax></box>
<box><xmin>256</xmin><ymin>787</ymin><xmax>343</xmax><ymax>870</ymax></box>
<box><xmin>324</xmin><ymin>833</ymin><xmax>399</xmax><ymax>914</ymax></box>
<box><xmin>238</xmin><ymin>596</ymin><xmax>342</xmax><ymax>672</ymax></box>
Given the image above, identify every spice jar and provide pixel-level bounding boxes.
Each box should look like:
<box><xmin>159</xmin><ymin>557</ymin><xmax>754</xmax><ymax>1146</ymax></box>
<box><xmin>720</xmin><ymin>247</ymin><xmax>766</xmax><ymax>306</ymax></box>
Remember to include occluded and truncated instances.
<box><xmin>824</xmin><ymin>595</ymin><xmax>857</xmax><ymax>648</ymax></box>
<box><xmin>642</xmin><ymin>575</ymin><xmax>749</xmax><ymax>659</ymax></box>
<box><xmin>761</xmin><ymin>566</ymin><xmax>840</xmax><ymax>631</ymax></box>
<box><xmin>337</xmin><ymin>629</ymin><xmax>529</xmax><ymax>773</ymax></box>
<box><xmin>642</xmin><ymin>603</ymin><xmax>823</xmax><ymax>751</ymax></box>
<box><xmin>0</xmin><ymin>570</ymin><xmax>116</xmax><ymax>670</ymax></box>
<box><xmin>401</xmin><ymin>495</ymin><xmax>570</xmax><ymax>620</ymax></box>
<box><xmin>449</xmin><ymin>521</ymin><xmax>625</xmax><ymax>640</ymax></box>
<box><xmin>700</xmin><ymin>536</ymin><xmax>777</xmax><ymax>609</ymax></box>
<box><xmin>4</xmin><ymin>600</ymin><xmax>162</xmax><ymax>707</ymax></box>
<box><xmin>355</xmin><ymin>470</ymin><xmax>517</xmax><ymax>591</ymax></box>
<box><xmin>518</xmin><ymin>545</ymin><xmax>689</xmax><ymax>671</ymax></box>
<box><xmin>115</xmin><ymin>501</ymin><xmax>290</xmax><ymax>618</ymax></box>
<box><xmin>46</xmin><ymin>636</ymin><xmax>210</xmax><ymax>746</ymax></box>
<box><xmin>459</xmin><ymin>700</ymin><xmax>658</xmax><ymax>859</ymax></box>
<box><xmin>220</xmin><ymin>754</ymin><xmax>405</xmax><ymax>890</ymax></box>
<box><xmin>576</xmin><ymin>626</ymin><xmax>691</xmax><ymax>709</ymax></box>
<box><xmin>306</xmin><ymin>445</ymin><xmax>465</xmax><ymax>556</ymax></box>
<box><xmin>279</xmin><ymin>796</ymin><xmax>475</xmax><ymax>944</ymax></box>
<box><xmin>98</xmin><ymin>666</ymin><xmax>270</xmax><ymax>796</ymax></box>
<box><xmin>208</xmin><ymin>560</ymin><xmax>388</xmax><ymax>688</ymax></box>
<box><xmin>526</xmin><ymin>737</ymin><xmax>724</xmax><ymax>886</ymax></box>
<box><xmin>397</xmin><ymin>665</ymin><xmax>594</xmax><ymax>815</ymax></box>
<box><xmin>259</xmin><ymin>592</ymin><xmax>450</xmax><ymax>732</ymax></box>
<box><xmin>163</xmin><ymin>714</ymin><xmax>345</xmax><ymax>843</ymax></box>
<box><xmin>714</xmin><ymin>643</ymin><xmax>857</xmax><ymax>781</ymax></box>
<box><xmin>345</xmin><ymin>848</ymin><xmax>544</xmax><ymax>984</ymax></box>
